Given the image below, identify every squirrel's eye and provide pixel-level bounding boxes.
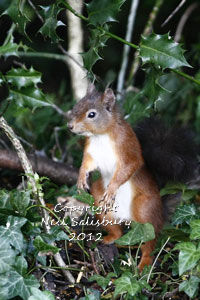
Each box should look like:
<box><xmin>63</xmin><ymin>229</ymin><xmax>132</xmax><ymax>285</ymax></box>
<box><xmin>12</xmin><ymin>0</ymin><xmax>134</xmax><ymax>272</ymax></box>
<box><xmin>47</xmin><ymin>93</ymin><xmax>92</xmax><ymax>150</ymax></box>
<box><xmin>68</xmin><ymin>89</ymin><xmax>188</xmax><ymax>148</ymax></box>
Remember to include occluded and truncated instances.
<box><xmin>88</xmin><ymin>111</ymin><xmax>96</xmax><ymax>118</ymax></box>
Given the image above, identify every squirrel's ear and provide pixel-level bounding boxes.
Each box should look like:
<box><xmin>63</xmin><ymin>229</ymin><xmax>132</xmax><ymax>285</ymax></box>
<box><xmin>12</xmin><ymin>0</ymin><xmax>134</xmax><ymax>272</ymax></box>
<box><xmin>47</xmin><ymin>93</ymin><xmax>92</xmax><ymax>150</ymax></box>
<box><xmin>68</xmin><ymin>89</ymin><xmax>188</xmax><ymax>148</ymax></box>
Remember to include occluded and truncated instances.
<box><xmin>102</xmin><ymin>88</ymin><xmax>115</xmax><ymax>111</ymax></box>
<box><xmin>87</xmin><ymin>83</ymin><xmax>96</xmax><ymax>95</ymax></box>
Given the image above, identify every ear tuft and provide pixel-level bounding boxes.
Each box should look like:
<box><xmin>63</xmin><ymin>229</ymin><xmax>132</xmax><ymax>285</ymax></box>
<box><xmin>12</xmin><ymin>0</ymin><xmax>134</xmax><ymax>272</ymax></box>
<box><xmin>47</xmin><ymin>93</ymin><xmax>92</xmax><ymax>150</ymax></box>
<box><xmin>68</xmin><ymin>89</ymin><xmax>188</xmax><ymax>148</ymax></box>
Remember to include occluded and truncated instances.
<box><xmin>102</xmin><ymin>88</ymin><xmax>115</xmax><ymax>111</ymax></box>
<box><xmin>87</xmin><ymin>83</ymin><xmax>96</xmax><ymax>95</ymax></box>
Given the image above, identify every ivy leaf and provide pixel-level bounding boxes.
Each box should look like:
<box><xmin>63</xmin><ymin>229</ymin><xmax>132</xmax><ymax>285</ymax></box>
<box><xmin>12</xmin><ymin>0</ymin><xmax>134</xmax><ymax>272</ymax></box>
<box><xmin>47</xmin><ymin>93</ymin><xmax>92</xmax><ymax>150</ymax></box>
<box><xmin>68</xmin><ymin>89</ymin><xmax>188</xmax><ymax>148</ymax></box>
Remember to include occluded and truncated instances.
<box><xmin>114</xmin><ymin>272</ymin><xmax>140</xmax><ymax>298</ymax></box>
<box><xmin>140</xmin><ymin>33</ymin><xmax>191</xmax><ymax>70</ymax></box>
<box><xmin>33</xmin><ymin>236</ymin><xmax>60</xmax><ymax>254</ymax></box>
<box><xmin>10</xmin><ymin>190</ymin><xmax>31</xmax><ymax>215</ymax></box>
<box><xmin>175</xmin><ymin>242</ymin><xmax>200</xmax><ymax>275</ymax></box>
<box><xmin>0</xmin><ymin>270</ymin><xmax>39</xmax><ymax>300</ymax></box>
<box><xmin>172</xmin><ymin>204</ymin><xmax>197</xmax><ymax>225</ymax></box>
<box><xmin>87</xmin><ymin>0</ymin><xmax>126</xmax><ymax>26</ymax></box>
<box><xmin>2</xmin><ymin>0</ymin><xmax>30</xmax><ymax>38</ymax></box>
<box><xmin>116</xmin><ymin>222</ymin><xmax>155</xmax><ymax>246</ymax></box>
<box><xmin>190</xmin><ymin>220</ymin><xmax>200</xmax><ymax>240</ymax></box>
<box><xmin>179</xmin><ymin>276</ymin><xmax>200</xmax><ymax>298</ymax></box>
<box><xmin>9</xmin><ymin>86</ymin><xmax>52</xmax><ymax>109</ymax></box>
<box><xmin>0</xmin><ymin>216</ymin><xmax>27</xmax><ymax>251</ymax></box>
<box><xmin>6</xmin><ymin>67</ymin><xmax>42</xmax><ymax>89</ymax></box>
<box><xmin>0</xmin><ymin>190</ymin><xmax>12</xmax><ymax>210</ymax></box>
<box><xmin>15</xmin><ymin>256</ymin><xmax>28</xmax><ymax>276</ymax></box>
<box><xmin>29</xmin><ymin>287</ymin><xmax>55</xmax><ymax>300</ymax></box>
<box><xmin>89</xmin><ymin>273</ymin><xmax>117</xmax><ymax>290</ymax></box>
<box><xmin>38</xmin><ymin>4</ymin><xmax>65</xmax><ymax>43</ymax></box>
<box><xmin>0</xmin><ymin>247</ymin><xmax>16</xmax><ymax>273</ymax></box>
<box><xmin>41</xmin><ymin>226</ymin><xmax>69</xmax><ymax>243</ymax></box>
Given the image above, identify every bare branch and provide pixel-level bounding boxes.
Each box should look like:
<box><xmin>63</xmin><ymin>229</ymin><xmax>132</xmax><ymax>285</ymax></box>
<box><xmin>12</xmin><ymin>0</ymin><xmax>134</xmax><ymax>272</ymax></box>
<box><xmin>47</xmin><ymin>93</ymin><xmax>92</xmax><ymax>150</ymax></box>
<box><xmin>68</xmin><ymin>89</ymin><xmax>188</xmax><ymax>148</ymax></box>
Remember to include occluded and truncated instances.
<box><xmin>117</xmin><ymin>0</ymin><xmax>140</xmax><ymax>99</ymax></box>
<box><xmin>175</xmin><ymin>3</ymin><xmax>198</xmax><ymax>42</ymax></box>
<box><xmin>161</xmin><ymin>0</ymin><xmax>187</xmax><ymax>27</ymax></box>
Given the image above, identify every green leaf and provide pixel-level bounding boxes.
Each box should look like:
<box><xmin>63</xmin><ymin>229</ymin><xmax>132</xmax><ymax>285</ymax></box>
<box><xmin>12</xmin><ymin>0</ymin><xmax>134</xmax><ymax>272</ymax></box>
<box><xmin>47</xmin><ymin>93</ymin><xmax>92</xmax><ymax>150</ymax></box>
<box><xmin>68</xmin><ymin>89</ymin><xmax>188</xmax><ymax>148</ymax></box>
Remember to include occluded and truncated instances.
<box><xmin>0</xmin><ymin>36</ymin><xmax>19</xmax><ymax>58</ymax></box>
<box><xmin>114</xmin><ymin>272</ymin><xmax>140</xmax><ymax>298</ymax></box>
<box><xmin>140</xmin><ymin>33</ymin><xmax>191</xmax><ymax>70</ymax></box>
<box><xmin>179</xmin><ymin>276</ymin><xmax>200</xmax><ymax>298</ymax></box>
<box><xmin>172</xmin><ymin>204</ymin><xmax>197</xmax><ymax>225</ymax></box>
<box><xmin>79</xmin><ymin>288</ymin><xmax>101</xmax><ymax>300</ymax></box>
<box><xmin>0</xmin><ymin>190</ymin><xmax>12</xmax><ymax>210</ymax></box>
<box><xmin>116</xmin><ymin>222</ymin><xmax>155</xmax><ymax>246</ymax></box>
<box><xmin>38</xmin><ymin>4</ymin><xmax>65</xmax><ymax>43</ymax></box>
<box><xmin>2</xmin><ymin>0</ymin><xmax>30</xmax><ymax>38</ymax></box>
<box><xmin>190</xmin><ymin>220</ymin><xmax>200</xmax><ymax>240</ymax></box>
<box><xmin>0</xmin><ymin>216</ymin><xmax>27</xmax><ymax>251</ymax></box>
<box><xmin>160</xmin><ymin>182</ymin><xmax>187</xmax><ymax>197</ymax></box>
<box><xmin>87</xmin><ymin>0</ymin><xmax>126</xmax><ymax>26</ymax></box>
<box><xmin>81</xmin><ymin>47</ymin><xmax>102</xmax><ymax>72</ymax></box>
<box><xmin>0</xmin><ymin>270</ymin><xmax>39</xmax><ymax>300</ymax></box>
<box><xmin>163</xmin><ymin>226</ymin><xmax>189</xmax><ymax>242</ymax></box>
<box><xmin>0</xmin><ymin>247</ymin><xmax>16</xmax><ymax>274</ymax></box>
<box><xmin>9</xmin><ymin>86</ymin><xmax>52</xmax><ymax>109</ymax></box>
<box><xmin>29</xmin><ymin>287</ymin><xmax>56</xmax><ymax>300</ymax></box>
<box><xmin>10</xmin><ymin>190</ymin><xmax>31</xmax><ymax>214</ymax></box>
<box><xmin>143</xmin><ymin>66</ymin><xmax>168</xmax><ymax>105</ymax></box>
<box><xmin>74</xmin><ymin>190</ymin><xmax>94</xmax><ymax>206</ymax></box>
<box><xmin>175</xmin><ymin>242</ymin><xmax>200</xmax><ymax>275</ymax></box>
<box><xmin>42</xmin><ymin>226</ymin><xmax>69</xmax><ymax>243</ymax></box>
<box><xmin>15</xmin><ymin>256</ymin><xmax>28</xmax><ymax>276</ymax></box>
<box><xmin>33</xmin><ymin>236</ymin><xmax>60</xmax><ymax>254</ymax></box>
<box><xmin>6</xmin><ymin>67</ymin><xmax>42</xmax><ymax>89</ymax></box>
<box><xmin>89</xmin><ymin>273</ymin><xmax>117</xmax><ymax>290</ymax></box>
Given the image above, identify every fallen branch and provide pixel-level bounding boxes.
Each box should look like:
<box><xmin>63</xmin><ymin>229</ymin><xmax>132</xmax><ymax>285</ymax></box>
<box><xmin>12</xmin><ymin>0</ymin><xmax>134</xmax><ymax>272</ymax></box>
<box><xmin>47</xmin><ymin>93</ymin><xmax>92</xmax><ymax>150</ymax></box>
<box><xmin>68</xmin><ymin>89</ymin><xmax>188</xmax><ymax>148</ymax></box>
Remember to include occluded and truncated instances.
<box><xmin>0</xmin><ymin>149</ymin><xmax>78</xmax><ymax>185</ymax></box>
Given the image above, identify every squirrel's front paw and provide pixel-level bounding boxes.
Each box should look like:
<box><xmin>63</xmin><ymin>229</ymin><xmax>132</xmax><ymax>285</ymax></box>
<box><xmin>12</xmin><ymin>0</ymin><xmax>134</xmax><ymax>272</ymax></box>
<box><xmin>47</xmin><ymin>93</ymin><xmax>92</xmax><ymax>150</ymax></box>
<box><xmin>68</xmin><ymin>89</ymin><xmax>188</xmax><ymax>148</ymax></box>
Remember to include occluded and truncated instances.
<box><xmin>99</xmin><ymin>188</ymin><xmax>116</xmax><ymax>208</ymax></box>
<box><xmin>77</xmin><ymin>173</ymin><xmax>90</xmax><ymax>193</ymax></box>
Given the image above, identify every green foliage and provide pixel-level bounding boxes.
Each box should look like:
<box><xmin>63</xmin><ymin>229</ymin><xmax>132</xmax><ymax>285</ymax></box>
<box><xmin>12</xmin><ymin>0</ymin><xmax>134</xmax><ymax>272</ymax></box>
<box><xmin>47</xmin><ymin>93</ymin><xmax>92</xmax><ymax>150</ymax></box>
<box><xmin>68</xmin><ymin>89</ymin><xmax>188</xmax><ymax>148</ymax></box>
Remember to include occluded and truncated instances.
<box><xmin>38</xmin><ymin>4</ymin><xmax>65</xmax><ymax>43</ymax></box>
<box><xmin>89</xmin><ymin>272</ymin><xmax>117</xmax><ymax>290</ymax></box>
<box><xmin>140</xmin><ymin>33</ymin><xmax>191</xmax><ymax>70</ymax></box>
<box><xmin>116</xmin><ymin>222</ymin><xmax>155</xmax><ymax>246</ymax></box>
<box><xmin>87</xmin><ymin>0</ymin><xmax>126</xmax><ymax>25</ymax></box>
<box><xmin>28</xmin><ymin>288</ymin><xmax>56</xmax><ymax>300</ymax></box>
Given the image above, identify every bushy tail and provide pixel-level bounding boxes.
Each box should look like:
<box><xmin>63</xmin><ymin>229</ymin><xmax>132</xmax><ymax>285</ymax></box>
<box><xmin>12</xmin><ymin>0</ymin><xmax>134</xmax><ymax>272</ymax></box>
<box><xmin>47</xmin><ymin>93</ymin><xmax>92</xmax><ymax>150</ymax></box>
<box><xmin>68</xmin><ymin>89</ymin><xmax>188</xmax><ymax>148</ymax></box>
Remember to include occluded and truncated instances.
<box><xmin>134</xmin><ymin>117</ymin><xmax>198</xmax><ymax>188</ymax></box>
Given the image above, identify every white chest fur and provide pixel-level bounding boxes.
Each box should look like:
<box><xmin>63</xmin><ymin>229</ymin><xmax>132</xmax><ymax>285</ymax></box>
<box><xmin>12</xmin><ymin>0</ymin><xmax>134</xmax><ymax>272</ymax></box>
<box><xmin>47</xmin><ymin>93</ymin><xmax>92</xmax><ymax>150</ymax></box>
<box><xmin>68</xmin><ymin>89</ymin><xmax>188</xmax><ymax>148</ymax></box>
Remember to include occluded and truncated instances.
<box><xmin>87</xmin><ymin>134</ymin><xmax>116</xmax><ymax>182</ymax></box>
<box><xmin>87</xmin><ymin>134</ymin><xmax>134</xmax><ymax>221</ymax></box>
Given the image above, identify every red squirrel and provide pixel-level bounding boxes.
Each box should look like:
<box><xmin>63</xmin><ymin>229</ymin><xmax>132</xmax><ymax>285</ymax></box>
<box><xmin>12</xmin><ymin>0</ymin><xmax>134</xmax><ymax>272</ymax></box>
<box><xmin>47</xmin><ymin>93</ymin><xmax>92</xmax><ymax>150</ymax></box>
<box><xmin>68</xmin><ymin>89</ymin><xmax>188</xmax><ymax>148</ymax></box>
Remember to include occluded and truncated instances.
<box><xmin>68</xmin><ymin>85</ymin><xmax>197</xmax><ymax>271</ymax></box>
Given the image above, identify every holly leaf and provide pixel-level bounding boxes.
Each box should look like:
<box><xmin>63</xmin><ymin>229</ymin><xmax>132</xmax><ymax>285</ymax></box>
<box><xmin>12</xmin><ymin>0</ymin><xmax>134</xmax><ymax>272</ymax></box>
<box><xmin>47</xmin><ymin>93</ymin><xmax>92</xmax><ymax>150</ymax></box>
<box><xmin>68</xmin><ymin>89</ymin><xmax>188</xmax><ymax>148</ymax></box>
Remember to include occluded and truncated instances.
<box><xmin>140</xmin><ymin>33</ymin><xmax>191</xmax><ymax>70</ymax></box>
<box><xmin>6</xmin><ymin>67</ymin><xmax>42</xmax><ymax>89</ymax></box>
<box><xmin>116</xmin><ymin>222</ymin><xmax>155</xmax><ymax>246</ymax></box>
<box><xmin>172</xmin><ymin>204</ymin><xmax>197</xmax><ymax>225</ymax></box>
<box><xmin>0</xmin><ymin>270</ymin><xmax>39</xmax><ymax>300</ymax></box>
<box><xmin>38</xmin><ymin>4</ymin><xmax>65</xmax><ymax>43</ymax></box>
<box><xmin>2</xmin><ymin>0</ymin><xmax>30</xmax><ymax>38</ymax></box>
<box><xmin>179</xmin><ymin>276</ymin><xmax>200</xmax><ymax>298</ymax></box>
<box><xmin>175</xmin><ymin>242</ymin><xmax>200</xmax><ymax>275</ymax></box>
<box><xmin>87</xmin><ymin>0</ymin><xmax>126</xmax><ymax>26</ymax></box>
<box><xmin>9</xmin><ymin>86</ymin><xmax>52</xmax><ymax>109</ymax></box>
<box><xmin>143</xmin><ymin>66</ymin><xmax>169</xmax><ymax>105</ymax></box>
<box><xmin>114</xmin><ymin>272</ymin><xmax>140</xmax><ymax>298</ymax></box>
<box><xmin>29</xmin><ymin>287</ymin><xmax>55</xmax><ymax>300</ymax></box>
<box><xmin>82</xmin><ymin>47</ymin><xmax>102</xmax><ymax>72</ymax></box>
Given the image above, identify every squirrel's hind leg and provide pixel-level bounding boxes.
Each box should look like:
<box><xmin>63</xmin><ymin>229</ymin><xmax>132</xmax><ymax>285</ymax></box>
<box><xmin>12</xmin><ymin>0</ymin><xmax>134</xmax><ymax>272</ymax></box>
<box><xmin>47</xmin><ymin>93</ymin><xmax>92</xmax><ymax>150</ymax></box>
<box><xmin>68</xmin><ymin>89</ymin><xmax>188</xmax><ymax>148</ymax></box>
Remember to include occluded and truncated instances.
<box><xmin>91</xmin><ymin>178</ymin><xmax>124</xmax><ymax>244</ymax></box>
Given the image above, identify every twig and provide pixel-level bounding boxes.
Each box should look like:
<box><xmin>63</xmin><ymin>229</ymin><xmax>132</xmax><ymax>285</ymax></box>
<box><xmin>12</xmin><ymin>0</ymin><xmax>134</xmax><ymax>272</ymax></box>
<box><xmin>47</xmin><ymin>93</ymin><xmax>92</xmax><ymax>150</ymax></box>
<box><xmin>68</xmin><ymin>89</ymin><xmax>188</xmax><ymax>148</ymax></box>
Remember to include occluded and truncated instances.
<box><xmin>147</xmin><ymin>237</ymin><xmax>170</xmax><ymax>284</ymax></box>
<box><xmin>58</xmin><ymin>44</ymin><xmax>85</xmax><ymax>69</ymax></box>
<box><xmin>161</xmin><ymin>0</ymin><xmax>187</xmax><ymax>27</ymax></box>
<box><xmin>27</xmin><ymin>0</ymin><xmax>44</xmax><ymax>23</ymax></box>
<box><xmin>175</xmin><ymin>3</ymin><xmax>198</xmax><ymax>42</ymax></box>
<box><xmin>162</xmin><ymin>287</ymin><xmax>179</xmax><ymax>299</ymax></box>
<box><xmin>89</xmin><ymin>249</ymin><xmax>100</xmax><ymax>275</ymax></box>
<box><xmin>0</xmin><ymin>117</ymin><xmax>75</xmax><ymax>283</ymax></box>
<box><xmin>117</xmin><ymin>0</ymin><xmax>139</xmax><ymax>99</ymax></box>
<box><xmin>128</xmin><ymin>0</ymin><xmax>164</xmax><ymax>83</ymax></box>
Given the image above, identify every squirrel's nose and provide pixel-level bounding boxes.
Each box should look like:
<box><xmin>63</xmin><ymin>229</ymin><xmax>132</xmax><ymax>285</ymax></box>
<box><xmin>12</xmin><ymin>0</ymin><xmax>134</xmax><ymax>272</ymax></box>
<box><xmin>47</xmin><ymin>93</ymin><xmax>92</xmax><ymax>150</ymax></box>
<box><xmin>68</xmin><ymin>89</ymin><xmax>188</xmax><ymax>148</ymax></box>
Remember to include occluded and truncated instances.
<box><xmin>68</xmin><ymin>121</ymin><xmax>74</xmax><ymax>130</ymax></box>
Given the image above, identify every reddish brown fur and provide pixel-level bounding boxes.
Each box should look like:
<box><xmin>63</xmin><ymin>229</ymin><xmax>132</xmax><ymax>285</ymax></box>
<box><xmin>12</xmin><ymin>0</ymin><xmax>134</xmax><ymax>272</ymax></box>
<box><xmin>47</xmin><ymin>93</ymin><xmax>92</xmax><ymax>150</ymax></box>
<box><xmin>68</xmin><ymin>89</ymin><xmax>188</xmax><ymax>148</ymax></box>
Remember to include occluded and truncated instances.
<box><xmin>69</xmin><ymin>88</ymin><xmax>164</xmax><ymax>271</ymax></box>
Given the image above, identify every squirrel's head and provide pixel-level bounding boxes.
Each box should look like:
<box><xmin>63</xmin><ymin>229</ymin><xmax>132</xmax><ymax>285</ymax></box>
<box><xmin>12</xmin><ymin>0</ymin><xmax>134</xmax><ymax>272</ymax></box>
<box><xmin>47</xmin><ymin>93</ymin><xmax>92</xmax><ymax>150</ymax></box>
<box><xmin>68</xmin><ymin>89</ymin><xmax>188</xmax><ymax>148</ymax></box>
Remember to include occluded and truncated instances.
<box><xmin>68</xmin><ymin>86</ymin><xmax>117</xmax><ymax>136</ymax></box>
